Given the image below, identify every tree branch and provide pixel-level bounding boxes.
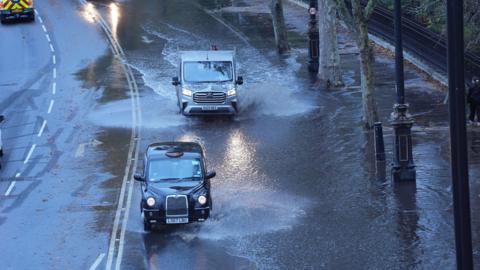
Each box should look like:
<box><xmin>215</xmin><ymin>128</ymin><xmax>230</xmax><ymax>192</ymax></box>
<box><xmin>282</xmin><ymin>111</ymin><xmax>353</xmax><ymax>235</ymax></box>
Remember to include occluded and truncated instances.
<box><xmin>364</xmin><ymin>0</ymin><xmax>378</xmax><ymax>20</ymax></box>
<box><xmin>335</xmin><ymin>0</ymin><xmax>354</xmax><ymax>29</ymax></box>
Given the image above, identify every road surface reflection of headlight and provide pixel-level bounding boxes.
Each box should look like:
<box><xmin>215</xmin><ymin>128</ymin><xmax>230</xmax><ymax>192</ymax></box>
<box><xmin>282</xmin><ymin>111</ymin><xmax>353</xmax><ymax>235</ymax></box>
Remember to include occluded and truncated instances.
<box><xmin>182</xmin><ymin>88</ymin><xmax>193</xmax><ymax>97</ymax></box>
<box><xmin>227</xmin><ymin>89</ymin><xmax>236</xmax><ymax>96</ymax></box>
<box><xmin>198</xmin><ymin>195</ymin><xmax>207</xmax><ymax>205</ymax></box>
<box><xmin>146</xmin><ymin>197</ymin><xmax>156</xmax><ymax>207</ymax></box>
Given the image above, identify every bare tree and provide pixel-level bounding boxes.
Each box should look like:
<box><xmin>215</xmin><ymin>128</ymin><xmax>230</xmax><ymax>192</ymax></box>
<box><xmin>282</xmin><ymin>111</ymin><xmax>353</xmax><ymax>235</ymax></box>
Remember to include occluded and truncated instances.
<box><xmin>319</xmin><ymin>0</ymin><xmax>343</xmax><ymax>87</ymax></box>
<box><xmin>270</xmin><ymin>0</ymin><xmax>290</xmax><ymax>53</ymax></box>
<box><xmin>336</xmin><ymin>0</ymin><xmax>379</xmax><ymax>128</ymax></box>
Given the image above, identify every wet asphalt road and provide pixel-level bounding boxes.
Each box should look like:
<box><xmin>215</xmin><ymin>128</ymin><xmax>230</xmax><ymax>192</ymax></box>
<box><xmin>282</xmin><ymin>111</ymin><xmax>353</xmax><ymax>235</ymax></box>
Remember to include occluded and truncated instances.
<box><xmin>1</xmin><ymin>0</ymin><xmax>480</xmax><ymax>269</ymax></box>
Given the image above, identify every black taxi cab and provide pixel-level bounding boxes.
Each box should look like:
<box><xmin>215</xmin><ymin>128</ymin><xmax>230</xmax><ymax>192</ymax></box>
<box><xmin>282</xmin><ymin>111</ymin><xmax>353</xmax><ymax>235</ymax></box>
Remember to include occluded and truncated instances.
<box><xmin>134</xmin><ymin>142</ymin><xmax>216</xmax><ymax>231</ymax></box>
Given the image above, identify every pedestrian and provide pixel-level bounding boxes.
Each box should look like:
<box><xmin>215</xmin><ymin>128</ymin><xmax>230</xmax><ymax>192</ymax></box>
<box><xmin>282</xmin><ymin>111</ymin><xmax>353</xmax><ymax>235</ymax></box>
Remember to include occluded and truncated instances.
<box><xmin>467</xmin><ymin>76</ymin><xmax>480</xmax><ymax>125</ymax></box>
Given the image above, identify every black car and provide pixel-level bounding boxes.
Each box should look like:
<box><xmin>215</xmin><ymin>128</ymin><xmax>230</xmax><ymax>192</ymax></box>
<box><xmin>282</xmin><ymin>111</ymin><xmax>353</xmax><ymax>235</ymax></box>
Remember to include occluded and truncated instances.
<box><xmin>134</xmin><ymin>142</ymin><xmax>216</xmax><ymax>231</ymax></box>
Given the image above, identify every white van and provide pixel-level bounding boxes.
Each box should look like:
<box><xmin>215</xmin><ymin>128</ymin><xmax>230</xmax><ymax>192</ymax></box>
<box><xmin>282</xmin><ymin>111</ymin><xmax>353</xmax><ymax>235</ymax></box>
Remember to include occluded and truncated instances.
<box><xmin>172</xmin><ymin>50</ymin><xmax>243</xmax><ymax>116</ymax></box>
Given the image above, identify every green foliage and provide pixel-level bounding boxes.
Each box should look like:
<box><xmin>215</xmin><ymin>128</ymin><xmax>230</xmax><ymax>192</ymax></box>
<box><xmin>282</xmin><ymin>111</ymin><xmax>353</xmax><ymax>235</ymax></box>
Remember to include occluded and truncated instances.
<box><xmin>378</xmin><ymin>0</ymin><xmax>480</xmax><ymax>53</ymax></box>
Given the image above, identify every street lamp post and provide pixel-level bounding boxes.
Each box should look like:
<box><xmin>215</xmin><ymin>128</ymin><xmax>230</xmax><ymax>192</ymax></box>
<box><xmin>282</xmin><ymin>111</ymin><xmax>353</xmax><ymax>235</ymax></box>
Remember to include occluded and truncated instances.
<box><xmin>308</xmin><ymin>0</ymin><xmax>319</xmax><ymax>73</ymax></box>
<box><xmin>446</xmin><ymin>0</ymin><xmax>474</xmax><ymax>267</ymax></box>
<box><xmin>391</xmin><ymin>0</ymin><xmax>416</xmax><ymax>182</ymax></box>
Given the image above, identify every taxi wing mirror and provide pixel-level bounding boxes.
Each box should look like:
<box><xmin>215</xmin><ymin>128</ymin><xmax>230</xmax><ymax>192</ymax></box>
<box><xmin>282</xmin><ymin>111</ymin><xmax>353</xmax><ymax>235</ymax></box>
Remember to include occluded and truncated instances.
<box><xmin>236</xmin><ymin>76</ymin><xmax>243</xmax><ymax>85</ymax></box>
<box><xmin>172</xmin><ymin>76</ymin><xmax>180</xmax><ymax>86</ymax></box>
<box><xmin>134</xmin><ymin>173</ymin><xmax>145</xmax><ymax>182</ymax></box>
<box><xmin>206</xmin><ymin>171</ymin><xmax>216</xmax><ymax>179</ymax></box>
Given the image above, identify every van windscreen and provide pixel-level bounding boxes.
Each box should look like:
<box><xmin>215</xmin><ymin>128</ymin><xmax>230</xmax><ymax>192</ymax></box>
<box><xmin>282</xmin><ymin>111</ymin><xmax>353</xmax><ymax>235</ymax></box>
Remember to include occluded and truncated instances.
<box><xmin>183</xmin><ymin>61</ymin><xmax>233</xmax><ymax>83</ymax></box>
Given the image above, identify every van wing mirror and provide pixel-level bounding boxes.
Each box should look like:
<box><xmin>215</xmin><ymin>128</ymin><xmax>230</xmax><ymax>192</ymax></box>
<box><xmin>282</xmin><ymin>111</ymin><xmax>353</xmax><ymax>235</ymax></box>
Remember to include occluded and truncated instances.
<box><xmin>236</xmin><ymin>76</ymin><xmax>243</xmax><ymax>85</ymax></box>
<box><xmin>172</xmin><ymin>77</ymin><xmax>180</xmax><ymax>86</ymax></box>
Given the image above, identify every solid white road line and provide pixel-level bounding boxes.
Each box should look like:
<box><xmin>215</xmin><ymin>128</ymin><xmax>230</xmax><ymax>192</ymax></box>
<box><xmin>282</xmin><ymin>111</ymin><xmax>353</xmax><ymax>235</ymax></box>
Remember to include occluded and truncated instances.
<box><xmin>42</xmin><ymin>24</ymin><xmax>47</xmax><ymax>32</ymax></box>
<box><xmin>88</xmin><ymin>253</ymin><xmax>106</xmax><ymax>270</ymax></box>
<box><xmin>38</xmin><ymin>120</ymin><xmax>47</xmax><ymax>137</ymax></box>
<box><xmin>24</xmin><ymin>144</ymin><xmax>36</xmax><ymax>164</ymax></box>
<box><xmin>52</xmin><ymin>82</ymin><xmax>56</xmax><ymax>95</ymax></box>
<box><xmin>4</xmin><ymin>181</ymin><xmax>16</xmax><ymax>196</ymax></box>
<box><xmin>47</xmin><ymin>100</ymin><xmax>54</xmax><ymax>114</ymax></box>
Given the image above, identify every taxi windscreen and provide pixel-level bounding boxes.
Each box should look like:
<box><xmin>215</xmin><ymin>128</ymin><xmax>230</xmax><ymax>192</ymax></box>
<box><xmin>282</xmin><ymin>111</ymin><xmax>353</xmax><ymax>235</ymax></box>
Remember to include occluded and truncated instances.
<box><xmin>148</xmin><ymin>158</ymin><xmax>203</xmax><ymax>182</ymax></box>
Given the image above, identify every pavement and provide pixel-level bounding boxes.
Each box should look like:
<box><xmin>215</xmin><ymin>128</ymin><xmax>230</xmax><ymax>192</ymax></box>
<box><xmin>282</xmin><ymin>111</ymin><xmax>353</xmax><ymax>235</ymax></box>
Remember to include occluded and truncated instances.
<box><xmin>0</xmin><ymin>0</ymin><xmax>479</xmax><ymax>269</ymax></box>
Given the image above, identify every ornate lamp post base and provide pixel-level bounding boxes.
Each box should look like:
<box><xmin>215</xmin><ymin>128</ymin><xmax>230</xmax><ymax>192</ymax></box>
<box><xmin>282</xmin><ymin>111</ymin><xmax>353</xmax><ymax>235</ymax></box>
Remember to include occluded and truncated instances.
<box><xmin>391</xmin><ymin>103</ymin><xmax>416</xmax><ymax>182</ymax></box>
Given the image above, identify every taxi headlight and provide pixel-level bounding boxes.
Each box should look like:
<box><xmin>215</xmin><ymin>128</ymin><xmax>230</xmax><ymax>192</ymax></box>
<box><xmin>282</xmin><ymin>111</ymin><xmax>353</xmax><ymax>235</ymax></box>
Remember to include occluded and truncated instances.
<box><xmin>182</xmin><ymin>88</ymin><xmax>193</xmax><ymax>97</ymax></box>
<box><xmin>146</xmin><ymin>197</ymin><xmax>156</xmax><ymax>207</ymax></box>
<box><xmin>227</xmin><ymin>89</ymin><xmax>236</xmax><ymax>96</ymax></box>
<box><xmin>198</xmin><ymin>195</ymin><xmax>207</xmax><ymax>205</ymax></box>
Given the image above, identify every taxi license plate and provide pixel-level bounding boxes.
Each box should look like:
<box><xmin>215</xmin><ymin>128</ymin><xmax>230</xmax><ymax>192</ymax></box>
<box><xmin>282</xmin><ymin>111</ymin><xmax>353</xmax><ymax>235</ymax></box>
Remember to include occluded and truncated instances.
<box><xmin>202</xmin><ymin>106</ymin><xmax>218</xmax><ymax>111</ymax></box>
<box><xmin>166</xmin><ymin>217</ymin><xmax>188</xmax><ymax>224</ymax></box>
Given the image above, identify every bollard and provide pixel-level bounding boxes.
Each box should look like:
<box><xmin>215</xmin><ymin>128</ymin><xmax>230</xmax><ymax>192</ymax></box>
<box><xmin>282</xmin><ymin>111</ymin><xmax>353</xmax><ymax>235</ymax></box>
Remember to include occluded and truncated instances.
<box><xmin>374</xmin><ymin>122</ymin><xmax>385</xmax><ymax>162</ymax></box>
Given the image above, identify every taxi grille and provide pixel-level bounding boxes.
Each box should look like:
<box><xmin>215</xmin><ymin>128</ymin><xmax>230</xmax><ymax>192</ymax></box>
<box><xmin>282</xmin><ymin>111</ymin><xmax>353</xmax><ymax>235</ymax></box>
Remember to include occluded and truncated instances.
<box><xmin>193</xmin><ymin>92</ymin><xmax>226</xmax><ymax>104</ymax></box>
<box><xmin>166</xmin><ymin>195</ymin><xmax>188</xmax><ymax>216</ymax></box>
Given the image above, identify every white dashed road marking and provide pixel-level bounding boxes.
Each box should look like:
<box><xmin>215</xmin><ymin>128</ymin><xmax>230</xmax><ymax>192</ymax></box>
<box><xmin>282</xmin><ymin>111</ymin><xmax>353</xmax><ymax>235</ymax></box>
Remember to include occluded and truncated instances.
<box><xmin>4</xmin><ymin>181</ymin><xmax>16</xmax><ymax>196</ymax></box>
<box><xmin>75</xmin><ymin>143</ymin><xmax>86</xmax><ymax>158</ymax></box>
<box><xmin>89</xmin><ymin>253</ymin><xmax>106</xmax><ymax>270</ymax></box>
<box><xmin>24</xmin><ymin>144</ymin><xmax>36</xmax><ymax>164</ymax></box>
<box><xmin>47</xmin><ymin>100</ymin><xmax>54</xmax><ymax>114</ymax></box>
<box><xmin>38</xmin><ymin>120</ymin><xmax>47</xmax><ymax>137</ymax></box>
<box><xmin>5</xmin><ymin>10</ymin><xmax>58</xmax><ymax>196</ymax></box>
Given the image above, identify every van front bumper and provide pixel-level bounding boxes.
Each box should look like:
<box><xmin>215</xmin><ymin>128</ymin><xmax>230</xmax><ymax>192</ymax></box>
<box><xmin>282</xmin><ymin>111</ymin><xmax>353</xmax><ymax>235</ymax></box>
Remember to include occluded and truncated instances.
<box><xmin>181</xmin><ymin>97</ymin><xmax>238</xmax><ymax>116</ymax></box>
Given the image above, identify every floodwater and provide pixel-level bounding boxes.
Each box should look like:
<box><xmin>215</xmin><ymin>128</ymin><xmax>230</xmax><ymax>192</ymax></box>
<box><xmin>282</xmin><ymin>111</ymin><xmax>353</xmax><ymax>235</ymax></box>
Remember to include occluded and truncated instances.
<box><xmin>1</xmin><ymin>0</ymin><xmax>479</xmax><ymax>269</ymax></box>
<box><xmin>84</xmin><ymin>0</ymin><xmax>480</xmax><ymax>268</ymax></box>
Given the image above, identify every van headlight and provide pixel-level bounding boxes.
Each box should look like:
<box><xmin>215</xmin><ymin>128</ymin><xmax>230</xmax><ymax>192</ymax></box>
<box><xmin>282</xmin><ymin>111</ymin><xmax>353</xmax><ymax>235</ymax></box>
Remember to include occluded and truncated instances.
<box><xmin>182</xmin><ymin>88</ymin><xmax>193</xmax><ymax>97</ymax></box>
<box><xmin>227</xmin><ymin>89</ymin><xmax>236</xmax><ymax>96</ymax></box>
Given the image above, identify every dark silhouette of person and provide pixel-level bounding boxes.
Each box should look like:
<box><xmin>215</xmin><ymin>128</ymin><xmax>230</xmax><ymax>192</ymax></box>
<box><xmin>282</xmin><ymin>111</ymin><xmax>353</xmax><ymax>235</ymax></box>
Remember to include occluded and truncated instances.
<box><xmin>468</xmin><ymin>76</ymin><xmax>480</xmax><ymax>124</ymax></box>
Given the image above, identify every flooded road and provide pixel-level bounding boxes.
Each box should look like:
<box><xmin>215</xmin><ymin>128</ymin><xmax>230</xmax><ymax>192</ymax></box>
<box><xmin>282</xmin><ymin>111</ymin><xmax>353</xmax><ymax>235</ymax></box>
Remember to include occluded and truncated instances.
<box><xmin>1</xmin><ymin>0</ymin><xmax>480</xmax><ymax>269</ymax></box>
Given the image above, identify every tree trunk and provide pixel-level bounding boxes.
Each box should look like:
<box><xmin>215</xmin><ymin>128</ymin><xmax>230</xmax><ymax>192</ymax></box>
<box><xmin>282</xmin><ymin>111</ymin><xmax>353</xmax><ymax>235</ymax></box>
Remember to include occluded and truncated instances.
<box><xmin>270</xmin><ymin>0</ymin><xmax>290</xmax><ymax>53</ymax></box>
<box><xmin>319</xmin><ymin>0</ymin><xmax>342</xmax><ymax>87</ymax></box>
<box><xmin>357</xmin><ymin>22</ymin><xmax>379</xmax><ymax>128</ymax></box>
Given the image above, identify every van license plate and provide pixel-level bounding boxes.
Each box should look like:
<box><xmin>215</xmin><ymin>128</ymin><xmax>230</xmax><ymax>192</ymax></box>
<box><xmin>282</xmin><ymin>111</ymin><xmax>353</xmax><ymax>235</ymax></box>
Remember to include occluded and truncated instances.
<box><xmin>166</xmin><ymin>217</ymin><xmax>189</xmax><ymax>224</ymax></box>
<box><xmin>202</xmin><ymin>106</ymin><xmax>218</xmax><ymax>111</ymax></box>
